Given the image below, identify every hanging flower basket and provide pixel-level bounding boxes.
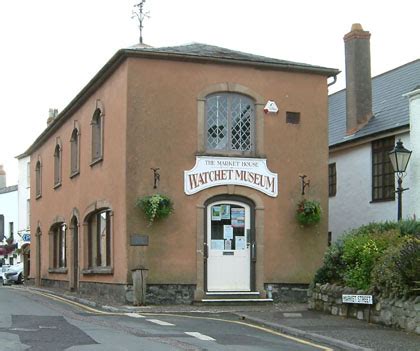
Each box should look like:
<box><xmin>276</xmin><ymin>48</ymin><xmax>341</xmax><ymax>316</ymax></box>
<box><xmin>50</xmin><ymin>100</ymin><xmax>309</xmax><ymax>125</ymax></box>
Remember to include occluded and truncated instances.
<box><xmin>296</xmin><ymin>199</ymin><xmax>322</xmax><ymax>226</ymax></box>
<box><xmin>136</xmin><ymin>194</ymin><xmax>173</xmax><ymax>225</ymax></box>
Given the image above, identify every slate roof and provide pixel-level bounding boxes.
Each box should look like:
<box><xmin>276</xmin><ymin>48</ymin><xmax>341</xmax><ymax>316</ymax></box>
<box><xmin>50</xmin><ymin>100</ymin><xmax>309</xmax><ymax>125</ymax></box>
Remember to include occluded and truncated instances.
<box><xmin>0</xmin><ymin>185</ymin><xmax>18</xmax><ymax>194</ymax></box>
<box><xmin>329</xmin><ymin>59</ymin><xmax>420</xmax><ymax>147</ymax></box>
<box><xmin>127</xmin><ymin>43</ymin><xmax>338</xmax><ymax>77</ymax></box>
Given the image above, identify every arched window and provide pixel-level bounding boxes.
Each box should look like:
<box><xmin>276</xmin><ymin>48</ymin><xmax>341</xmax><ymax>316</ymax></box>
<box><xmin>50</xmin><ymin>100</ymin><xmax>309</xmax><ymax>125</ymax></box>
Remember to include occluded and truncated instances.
<box><xmin>53</xmin><ymin>143</ymin><xmax>62</xmax><ymax>187</ymax></box>
<box><xmin>35</xmin><ymin>160</ymin><xmax>42</xmax><ymax>198</ymax></box>
<box><xmin>91</xmin><ymin>108</ymin><xmax>103</xmax><ymax>163</ymax></box>
<box><xmin>87</xmin><ymin>209</ymin><xmax>111</xmax><ymax>268</ymax></box>
<box><xmin>50</xmin><ymin>222</ymin><xmax>66</xmax><ymax>269</ymax></box>
<box><xmin>70</xmin><ymin>128</ymin><xmax>80</xmax><ymax>176</ymax></box>
<box><xmin>206</xmin><ymin>93</ymin><xmax>255</xmax><ymax>153</ymax></box>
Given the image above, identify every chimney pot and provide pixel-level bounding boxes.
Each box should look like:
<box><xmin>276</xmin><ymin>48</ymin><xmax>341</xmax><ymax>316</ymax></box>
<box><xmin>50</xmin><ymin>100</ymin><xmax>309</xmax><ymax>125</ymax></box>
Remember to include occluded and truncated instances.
<box><xmin>344</xmin><ymin>23</ymin><xmax>373</xmax><ymax>134</ymax></box>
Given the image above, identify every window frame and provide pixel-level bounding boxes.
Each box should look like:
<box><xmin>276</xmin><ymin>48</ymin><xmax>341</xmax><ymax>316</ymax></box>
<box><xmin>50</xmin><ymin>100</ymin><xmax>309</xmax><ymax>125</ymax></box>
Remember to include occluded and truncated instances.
<box><xmin>205</xmin><ymin>92</ymin><xmax>255</xmax><ymax>155</ymax></box>
<box><xmin>49</xmin><ymin>223</ymin><xmax>67</xmax><ymax>272</ymax></box>
<box><xmin>371</xmin><ymin>136</ymin><xmax>395</xmax><ymax>202</ymax></box>
<box><xmin>91</xmin><ymin>108</ymin><xmax>104</xmax><ymax>165</ymax></box>
<box><xmin>87</xmin><ymin>209</ymin><xmax>111</xmax><ymax>270</ymax></box>
<box><xmin>53</xmin><ymin>143</ymin><xmax>62</xmax><ymax>188</ymax></box>
<box><xmin>35</xmin><ymin>159</ymin><xmax>42</xmax><ymax>199</ymax></box>
<box><xmin>70</xmin><ymin>127</ymin><xmax>80</xmax><ymax>177</ymax></box>
<box><xmin>328</xmin><ymin>163</ymin><xmax>337</xmax><ymax>197</ymax></box>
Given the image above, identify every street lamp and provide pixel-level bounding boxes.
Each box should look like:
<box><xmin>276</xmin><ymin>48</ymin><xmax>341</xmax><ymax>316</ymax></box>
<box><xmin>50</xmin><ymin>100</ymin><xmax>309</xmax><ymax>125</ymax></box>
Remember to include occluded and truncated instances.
<box><xmin>388</xmin><ymin>139</ymin><xmax>412</xmax><ymax>221</ymax></box>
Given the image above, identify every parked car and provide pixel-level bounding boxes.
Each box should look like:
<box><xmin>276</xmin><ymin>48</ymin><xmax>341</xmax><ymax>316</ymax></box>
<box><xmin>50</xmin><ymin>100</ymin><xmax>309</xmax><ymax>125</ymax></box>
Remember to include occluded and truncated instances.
<box><xmin>0</xmin><ymin>264</ymin><xmax>11</xmax><ymax>281</ymax></box>
<box><xmin>3</xmin><ymin>263</ymin><xmax>23</xmax><ymax>285</ymax></box>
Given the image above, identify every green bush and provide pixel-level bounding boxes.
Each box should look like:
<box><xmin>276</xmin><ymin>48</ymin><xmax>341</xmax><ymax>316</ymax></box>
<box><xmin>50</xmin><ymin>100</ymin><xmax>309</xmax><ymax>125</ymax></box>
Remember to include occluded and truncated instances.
<box><xmin>371</xmin><ymin>236</ymin><xmax>420</xmax><ymax>296</ymax></box>
<box><xmin>339</xmin><ymin>230</ymin><xmax>399</xmax><ymax>289</ymax></box>
<box><xmin>314</xmin><ymin>220</ymin><xmax>420</xmax><ymax>296</ymax></box>
<box><xmin>314</xmin><ymin>241</ymin><xmax>345</xmax><ymax>284</ymax></box>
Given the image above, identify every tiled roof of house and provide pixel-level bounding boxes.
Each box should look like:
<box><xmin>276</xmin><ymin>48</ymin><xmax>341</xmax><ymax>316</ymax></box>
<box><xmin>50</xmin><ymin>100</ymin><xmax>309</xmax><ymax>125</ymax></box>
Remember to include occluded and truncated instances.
<box><xmin>127</xmin><ymin>43</ymin><xmax>338</xmax><ymax>76</ymax></box>
<box><xmin>329</xmin><ymin>59</ymin><xmax>420</xmax><ymax>147</ymax></box>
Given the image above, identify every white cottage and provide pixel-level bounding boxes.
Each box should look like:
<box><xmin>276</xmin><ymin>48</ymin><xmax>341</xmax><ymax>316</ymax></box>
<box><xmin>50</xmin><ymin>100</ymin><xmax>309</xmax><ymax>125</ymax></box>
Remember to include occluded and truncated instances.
<box><xmin>328</xmin><ymin>24</ymin><xmax>420</xmax><ymax>241</ymax></box>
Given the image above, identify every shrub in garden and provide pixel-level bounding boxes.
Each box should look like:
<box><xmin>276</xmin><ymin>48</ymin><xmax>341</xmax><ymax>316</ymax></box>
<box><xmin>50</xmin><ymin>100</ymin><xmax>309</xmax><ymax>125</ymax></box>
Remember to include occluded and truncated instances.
<box><xmin>341</xmin><ymin>229</ymin><xmax>401</xmax><ymax>290</ymax></box>
<box><xmin>313</xmin><ymin>220</ymin><xmax>419</xmax><ymax>296</ymax></box>
<box><xmin>371</xmin><ymin>236</ymin><xmax>420</xmax><ymax>296</ymax></box>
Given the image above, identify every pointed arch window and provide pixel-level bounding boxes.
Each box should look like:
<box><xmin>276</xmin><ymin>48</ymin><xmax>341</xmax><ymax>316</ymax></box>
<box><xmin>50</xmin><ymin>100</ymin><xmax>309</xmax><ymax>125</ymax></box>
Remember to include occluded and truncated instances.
<box><xmin>70</xmin><ymin>127</ymin><xmax>80</xmax><ymax>176</ymax></box>
<box><xmin>35</xmin><ymin>159</ymin><xmax>42</xmax><ymax>198</ymax></box>
<box><xmin>53</xmin><ymin>143</ymin><xmax>62</xmax><ymax>187</ymax></box>
<box><xmin>91</xmin><ymin>108</ymin><xmax>103</xmax><ymax>164</ymax></box>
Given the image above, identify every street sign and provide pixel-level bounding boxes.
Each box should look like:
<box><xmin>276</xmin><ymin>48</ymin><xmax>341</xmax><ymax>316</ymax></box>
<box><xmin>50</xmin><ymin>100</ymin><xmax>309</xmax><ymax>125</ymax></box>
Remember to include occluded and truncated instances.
<box><xmin>342</xmin><ymin>294</ymin><xmax>373</xmax><ymax>304</ymax></box>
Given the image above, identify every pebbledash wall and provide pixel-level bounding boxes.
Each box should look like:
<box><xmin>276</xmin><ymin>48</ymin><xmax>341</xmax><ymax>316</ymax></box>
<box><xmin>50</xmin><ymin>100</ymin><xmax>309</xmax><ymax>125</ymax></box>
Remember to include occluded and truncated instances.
<box><xmin>309</xmin><ymin>283</ymin><xmax>420</xmax><ymax>335</ymax></box>
<box><xmin>25</xmin><ymin>44</ymin><xmax>338</xmax><ymax>304</ymax></box>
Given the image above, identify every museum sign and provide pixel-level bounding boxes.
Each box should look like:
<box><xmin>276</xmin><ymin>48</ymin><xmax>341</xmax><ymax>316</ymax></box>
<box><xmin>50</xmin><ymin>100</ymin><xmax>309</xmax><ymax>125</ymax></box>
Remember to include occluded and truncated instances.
<box><xmin>184</xmin><ymin>156</ymin><xmax>278</xmax><ymax>197</ymax></box>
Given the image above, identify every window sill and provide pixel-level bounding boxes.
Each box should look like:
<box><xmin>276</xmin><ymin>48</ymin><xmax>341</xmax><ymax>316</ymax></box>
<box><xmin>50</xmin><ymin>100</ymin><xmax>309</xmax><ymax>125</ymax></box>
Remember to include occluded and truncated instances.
<box><xmin>196</xmin><ymin>151</ymin><xmax>261</xmax><ymax>158</ymax></box>
<box><xmin>53</xmin><ymin>182</ymin><xmax>62</xmax><ymax>190</ymax></box>
<box><xmin>48</xmin><ymin>267</ymin><xmax>68</xmax><ymax>274</ymax></box>
<box><xmin>370</xmin><ymin>198</ymin><xmax>395</xmax><ymax>203</ymax></box>
<box><xmin>81</xmin><ymin>267</ymin><xmax>113</xmax><ymax>275</ymax></box>
<box><xmin>70</xmin><ymin>170</ymin><xmax>80</xmax><ymax>179</ymax></box>
<box><xmin>90</xmin><ymin>157</ymin><xmax>103</xmax><ymax>167</ymax></box>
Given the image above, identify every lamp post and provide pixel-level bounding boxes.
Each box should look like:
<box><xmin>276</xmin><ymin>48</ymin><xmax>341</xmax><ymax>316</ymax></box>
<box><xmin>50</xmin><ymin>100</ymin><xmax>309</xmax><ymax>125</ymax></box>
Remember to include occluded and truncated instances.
<box><xmin>388</xmin><ymin>139</ymin><xmax>412</xmax><ymax>221</ymax></box>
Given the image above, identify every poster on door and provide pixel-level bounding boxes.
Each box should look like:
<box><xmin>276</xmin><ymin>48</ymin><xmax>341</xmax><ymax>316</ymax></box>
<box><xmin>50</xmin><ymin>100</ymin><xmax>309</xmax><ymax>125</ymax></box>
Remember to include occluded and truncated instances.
<box><xmin>231</xmin><ymin>208</ymin><xmax>245</xmax><ymax>227</ymax></box>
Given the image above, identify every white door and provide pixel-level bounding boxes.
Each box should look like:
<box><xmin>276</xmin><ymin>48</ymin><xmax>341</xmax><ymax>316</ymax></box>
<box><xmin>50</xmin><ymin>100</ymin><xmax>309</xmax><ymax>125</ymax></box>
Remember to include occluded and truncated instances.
<box><xmin>207</xmin><ymin>201</ymin><xmax>251</xmax><ymax>291</ymax></box>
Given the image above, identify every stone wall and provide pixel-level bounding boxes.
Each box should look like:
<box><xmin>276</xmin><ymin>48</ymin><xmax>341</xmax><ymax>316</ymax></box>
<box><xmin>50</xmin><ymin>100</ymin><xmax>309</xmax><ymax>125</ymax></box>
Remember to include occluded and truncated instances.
<box><xmin>309</xmin><ymin>283</ymin><xmax>420</xmax><ymax>335</ymax></box>
<box><xmin>265</xmin><ymin>283</ymin><xmax>308</xmax><ymax>303</ymax></box>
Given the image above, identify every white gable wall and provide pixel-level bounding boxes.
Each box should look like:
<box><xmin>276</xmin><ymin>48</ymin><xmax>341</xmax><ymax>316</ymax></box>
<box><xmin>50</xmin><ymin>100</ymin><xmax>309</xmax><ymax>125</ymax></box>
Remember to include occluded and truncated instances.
<box><xmin>0</xmin><ymin>189</ymin><xmax>18</xmax><ymax>241</ymax></box>
<box><xmin>405</xmin><ymin>89</ymin><xmax>420</xmax><ymax>220</ymax></box>
<box><xmin>17</xmin><ymin>156</ymin><xmax>30</xmax><ymax>235</ymax></box>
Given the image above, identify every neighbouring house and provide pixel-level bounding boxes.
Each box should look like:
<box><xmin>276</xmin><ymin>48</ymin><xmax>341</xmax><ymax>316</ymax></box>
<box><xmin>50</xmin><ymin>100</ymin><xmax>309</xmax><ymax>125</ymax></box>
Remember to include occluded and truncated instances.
<box><xmin>0</xmin><ymin>165</ymin><xmax>19</xmax><ymax>266</ymax></box>
<box><xmin>22</xmin><ymin>43</ymin><xmax>338</xmax><ymax>304</ymax></box>
<box><xmin>16</xmin><ymin>155</ymin><xmax>31</xmax><ymax>277</ymax></box>
<box><xmin>328</xmin><ymin>24</ymin><xmax>420</xmax><ymax>241</ymax></box>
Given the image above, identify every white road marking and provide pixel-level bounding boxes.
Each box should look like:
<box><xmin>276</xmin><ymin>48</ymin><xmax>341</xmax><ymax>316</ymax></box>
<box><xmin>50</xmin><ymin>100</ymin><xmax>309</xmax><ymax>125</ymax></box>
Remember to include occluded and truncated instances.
<box><xmin>283</xmin><ymin>313</ymin><xmax>303</xmax><ymax>318</ymax></box>
<box><xmin>185</xmin><ymin>332</ymin><xmax>216</xmax><ymax>341</ymax></box>
<box><xmin>146</xmin><ymin>319</ymin><xmax>175</xmax><ymax>326</ymax></box>
<box><xmin>125</xmin><ymin>312</ymin><xmax>145</xmax><ymax>318</ymax></box>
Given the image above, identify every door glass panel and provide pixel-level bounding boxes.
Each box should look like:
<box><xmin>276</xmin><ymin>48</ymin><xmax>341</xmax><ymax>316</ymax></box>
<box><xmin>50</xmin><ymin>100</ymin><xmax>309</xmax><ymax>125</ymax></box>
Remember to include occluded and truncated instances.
<box><xmin>210</xmin><ymin>204</ymin><xmax>246</xmax><ymax>250</ymax></box>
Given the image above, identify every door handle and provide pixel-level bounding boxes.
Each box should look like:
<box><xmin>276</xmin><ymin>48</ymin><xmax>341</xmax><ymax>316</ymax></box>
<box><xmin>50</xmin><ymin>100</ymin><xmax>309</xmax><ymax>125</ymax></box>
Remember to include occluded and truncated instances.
<box><xmin>204</xmin><ymin>242</ymin><xmax>208</xmax><ymax>259</ymax></box>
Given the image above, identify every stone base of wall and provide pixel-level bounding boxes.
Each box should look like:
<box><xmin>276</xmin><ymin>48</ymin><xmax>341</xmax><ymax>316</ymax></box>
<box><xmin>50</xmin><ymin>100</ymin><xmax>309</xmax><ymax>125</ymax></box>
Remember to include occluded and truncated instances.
<box><xmin>125</xmin><ymin>284</ymin><xmax>196</xmax><ymax>305</ymax></box>
<box><xmin>309</xmin><ymin>283</ymin><xmax>420</xmax><ymax>335</ymax></box>
<box><xmin>265</xmin><ymin>283</ymin><xmax>308</xmax><ymax>303</ymax></box>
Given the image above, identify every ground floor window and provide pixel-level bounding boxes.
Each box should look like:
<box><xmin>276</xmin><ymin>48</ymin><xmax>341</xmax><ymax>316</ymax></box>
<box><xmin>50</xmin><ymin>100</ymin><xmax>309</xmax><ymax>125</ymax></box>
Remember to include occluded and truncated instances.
<box><xmin>87</xmin><ymin>209</ymin><xmax>111</xmax><ymax>268</ymax></box>
<box><xmin>51</xmin><ymin>223</ymin><xmax>66</xmax><ymax>268</ymax></box>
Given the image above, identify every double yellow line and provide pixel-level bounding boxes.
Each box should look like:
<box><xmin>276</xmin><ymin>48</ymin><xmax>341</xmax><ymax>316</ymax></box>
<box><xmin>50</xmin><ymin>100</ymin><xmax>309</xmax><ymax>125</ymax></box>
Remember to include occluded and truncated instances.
<box><xmin>12</xmin><ymin>286</ymin><xmax>333</xmax><ymax>351</ymax></box>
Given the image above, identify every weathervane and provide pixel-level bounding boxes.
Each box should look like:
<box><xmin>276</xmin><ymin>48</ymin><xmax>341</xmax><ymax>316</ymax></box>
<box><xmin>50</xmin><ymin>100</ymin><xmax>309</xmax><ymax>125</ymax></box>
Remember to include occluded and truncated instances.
<box><xmin>132</xmin><ymin>1</ymin><xmax>150</xmax><ymax>45</ymax></box>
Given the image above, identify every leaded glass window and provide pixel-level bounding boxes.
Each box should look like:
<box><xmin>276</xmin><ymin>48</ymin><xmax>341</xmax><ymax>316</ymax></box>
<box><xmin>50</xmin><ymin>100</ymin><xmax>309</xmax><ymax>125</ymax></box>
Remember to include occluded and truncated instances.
<box><xmin>206</xmin><ymin>93</ymin><xmax>254</xmax><ymax>153</ymax></box>
<box><xmin>372</xmin><ymin>137</ymin><xmax>395</xmax><ymax>201</ymax></box>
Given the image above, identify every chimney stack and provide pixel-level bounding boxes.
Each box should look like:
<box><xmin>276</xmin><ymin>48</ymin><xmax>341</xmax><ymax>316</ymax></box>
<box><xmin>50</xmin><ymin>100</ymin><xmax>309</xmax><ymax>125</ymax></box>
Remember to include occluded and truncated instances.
<box><xmin>47</xmin><ymin>108</ymin><xmax>59</xmax><ymax>126</ymax></box>
<box><xmin>344</xmin><ymin>23</ymin><xmax>373</xmax><ymax>134</ymax></box>
<box><xmin>0</xmin><ymin>165</ymin><xmax>6</xmax><ymax>188</ymax></box>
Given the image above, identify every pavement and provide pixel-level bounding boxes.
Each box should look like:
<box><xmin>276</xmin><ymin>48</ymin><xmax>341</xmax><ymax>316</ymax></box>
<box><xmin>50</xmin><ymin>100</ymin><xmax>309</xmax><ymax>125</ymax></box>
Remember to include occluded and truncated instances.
<box><xmin>12</xmin><ymin>285</ymin><xmax>420</xmax><ymax>351</ymax></box>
